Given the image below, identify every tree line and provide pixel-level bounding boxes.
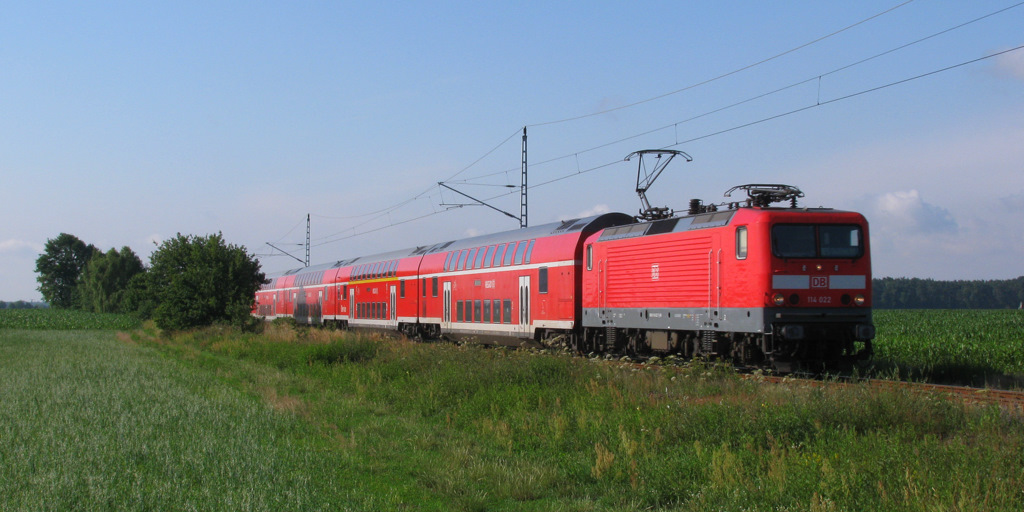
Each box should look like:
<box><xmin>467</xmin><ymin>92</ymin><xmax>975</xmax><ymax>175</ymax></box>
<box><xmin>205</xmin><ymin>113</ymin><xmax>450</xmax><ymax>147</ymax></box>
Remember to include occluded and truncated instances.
<box><xmin>34</xmin><ymin>232</ymin><xmax>265</xmax><ymax>331</ymax></box>
<box><xmin>873</xmin><ymin>277</ymin><xmax>1024</xmax><ymax>309</ymax></box>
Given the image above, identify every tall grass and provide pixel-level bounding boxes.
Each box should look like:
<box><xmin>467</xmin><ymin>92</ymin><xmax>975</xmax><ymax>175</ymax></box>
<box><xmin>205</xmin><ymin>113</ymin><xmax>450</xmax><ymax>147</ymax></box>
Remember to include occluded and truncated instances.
<box><xmin>133</xmin><ymin>323</ymin><xmax>1024</xmax><ymax>511</ymax></box>
<box><xmin>0</xmin><ymin>330</ymin><xmax>436</xmax><ymax>511</ymax></box>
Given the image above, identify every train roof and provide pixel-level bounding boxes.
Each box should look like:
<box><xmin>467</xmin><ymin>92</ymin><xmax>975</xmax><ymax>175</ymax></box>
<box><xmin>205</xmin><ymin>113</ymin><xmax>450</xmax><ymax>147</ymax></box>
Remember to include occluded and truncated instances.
<box><xmin>266</xmin><ymin>212</ymin><xmax>634</xmax><ymax>279</ymax></box>
<box><xmin>596</xmin><ymin>206</ymin><xmax>856</xmax><ymax>243</ymax></box>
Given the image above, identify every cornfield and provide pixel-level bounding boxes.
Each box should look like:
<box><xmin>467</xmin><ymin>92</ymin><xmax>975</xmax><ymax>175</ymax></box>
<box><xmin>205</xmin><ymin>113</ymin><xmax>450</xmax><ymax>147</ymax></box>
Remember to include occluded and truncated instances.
<box><xmin>873</xmin><ymin>309</ymin><xmax>1024</xmax><ymax>383</ymax></box>
<box><xmin>0</xmin><ymin>309</ymin><xmax>141</xmax><ymax>330</ymax></box>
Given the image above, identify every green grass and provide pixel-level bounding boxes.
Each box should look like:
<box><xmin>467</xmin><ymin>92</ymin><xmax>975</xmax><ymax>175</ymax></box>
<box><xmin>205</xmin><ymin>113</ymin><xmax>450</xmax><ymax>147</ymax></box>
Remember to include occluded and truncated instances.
<box><xmin>872</xmin><ymin>309</ymin><xmax>1024</xmax><ymax>386</ymax></box>
<box><xmin>0</xmin><ymin>308</ymin><xmax>140</xmax><ymax>330</ymax></box>
<box><xmin>4</xmin><ymin>314</ymin><xmax>1024</xmax><ymax>510</ymax></box>
<box><xmin>131</xmin><ymin>323</ymin><xmax>1024</xmax><ymax>510</ymax></box>
<box><xmin>0</xmin><ymin>329</ymin><xmax>435</xmax><ymax>511</ymax></box>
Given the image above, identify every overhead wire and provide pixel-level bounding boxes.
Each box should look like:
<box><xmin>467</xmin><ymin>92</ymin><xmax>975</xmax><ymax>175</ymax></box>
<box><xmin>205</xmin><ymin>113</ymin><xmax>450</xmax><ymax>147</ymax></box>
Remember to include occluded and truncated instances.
<box><xmin>450</xmin><ymin>0</ymin><xmax>1024</xmax><ymax>187</ymax></box>
<box><xmin>278</xmin><ymin>2</ymin><xmax>1022</xmax><ymax>253</ymax></box>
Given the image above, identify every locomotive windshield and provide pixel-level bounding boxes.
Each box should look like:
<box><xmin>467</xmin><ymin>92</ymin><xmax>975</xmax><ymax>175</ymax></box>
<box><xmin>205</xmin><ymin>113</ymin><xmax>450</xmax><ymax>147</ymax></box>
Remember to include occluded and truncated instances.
<box><xmin>772</xmin><ymin>224</ymin><xmax>863</xmax><ymax>259</ymax></box>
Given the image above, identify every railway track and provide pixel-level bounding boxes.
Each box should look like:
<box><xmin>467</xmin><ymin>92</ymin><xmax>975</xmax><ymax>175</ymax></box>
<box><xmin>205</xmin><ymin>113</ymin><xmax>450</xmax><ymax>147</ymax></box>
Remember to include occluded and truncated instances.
<box><xmin>743</xmin><ymin>373</ymin><xmax>1024</xmax><ymax>413</ymax></box>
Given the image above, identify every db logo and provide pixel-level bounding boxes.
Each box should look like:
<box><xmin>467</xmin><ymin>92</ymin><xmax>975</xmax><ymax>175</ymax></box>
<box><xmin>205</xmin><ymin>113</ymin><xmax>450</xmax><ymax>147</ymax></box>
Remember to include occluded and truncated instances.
<box><xmin>651</xmin><ymin>264</ymin><xmax>660</xmax><ymax>281</ymax></box>
<box><xmin>811</xmin><ymin>276</ymin><xmax>828</xmax><ymax>289</ymax></box>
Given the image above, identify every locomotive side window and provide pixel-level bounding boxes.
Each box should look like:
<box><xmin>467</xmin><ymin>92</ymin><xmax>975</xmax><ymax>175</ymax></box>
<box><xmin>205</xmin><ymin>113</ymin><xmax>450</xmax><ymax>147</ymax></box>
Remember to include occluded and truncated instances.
<box><xmin>736</xmin><ymin>227</ymin><xmax>748</xmax><ymax>260</ymax></box>
<box><xmin>772</xmin><ymin>224</ymin><xmax>863</xmax><ymax>259</ymax></box>
<box><xmin>586</xmin><ymin>245</ymin><xmax>593</xmax><ymax>270</ymax></box>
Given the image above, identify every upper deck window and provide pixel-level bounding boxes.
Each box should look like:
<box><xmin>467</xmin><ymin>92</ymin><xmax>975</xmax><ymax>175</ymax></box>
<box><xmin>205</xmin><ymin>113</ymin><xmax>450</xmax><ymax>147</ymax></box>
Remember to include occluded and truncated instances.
<box><xmin>772</xmin><ymin>224</ymin><xmax>863</xmax><ymax>259</ymax></box>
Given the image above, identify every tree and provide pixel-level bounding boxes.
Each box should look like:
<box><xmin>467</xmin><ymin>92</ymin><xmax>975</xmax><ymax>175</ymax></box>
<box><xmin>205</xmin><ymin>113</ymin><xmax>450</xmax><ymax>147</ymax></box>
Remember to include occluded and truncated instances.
<box><xmin>146</xmin><ymin>233</ymin><xmax>265</xmax><ymax>330</ymax></box>
<box><xmin>35</xmin><ymin>233</ymin><xmax>97</xmax><ymax>309</ymax></box>
<box><xmin>77</xmin><ymin>246</ymin><xmax>145</xmax><ymax>313</ymax></box>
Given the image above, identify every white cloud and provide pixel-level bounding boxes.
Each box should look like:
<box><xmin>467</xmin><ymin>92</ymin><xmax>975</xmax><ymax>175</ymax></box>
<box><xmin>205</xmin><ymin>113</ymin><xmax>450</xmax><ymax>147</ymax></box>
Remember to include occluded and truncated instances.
<box><xmin>570</xmin><ymin>204</ymin><xmax>611</xmax><ymax>219</ymax></box>
<box><xmin>873</xmin><ymin>190</ymin><xmax>957</xmax><ymax>234</ymax></box>
<box><xmin>994</xmin><ymin>47</ymin><xmax>1024</xmax><ymax>82</ymax></box>
<box><xmin>0</xmin><ymin>239</ymin><xmax>43</xmax><ymax>254</ymax></box>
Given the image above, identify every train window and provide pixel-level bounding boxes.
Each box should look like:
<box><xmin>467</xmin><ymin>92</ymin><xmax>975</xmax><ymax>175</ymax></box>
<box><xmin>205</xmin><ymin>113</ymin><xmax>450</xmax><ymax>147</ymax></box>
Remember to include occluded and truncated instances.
<box><xmin>422</xmin><ymin>278</ymin><xmax>427</xmax><ymax>297</ymax></box>
<box><xmin>586</xmin><ymin>245</ymin><xmax>593</xmax><ymax>270</ymax></box>
<box><xmin>458</xmin><ymin>249</ymin><xmax>468</xmax><ymax>271</ymax></box>
<box><xmin>483</xmin><ymin>300</ymin><xmax>491</xmax><ymax>322</ymax></box>
<box><xmin>444</xmin><ymin>252</ymin><xmax>453</xmax><ymax>271</ymax></box>
<box><xmin>772</xmin><ymin>224</ymin><xmax>863</xmax><ymax>259</ymax></box>
<box><xmin>465</xmin><ymin>301</ymin><xmax>472</xmax><ymax>322</ymax></box>
<box><xmin>820</xmin><ymin>225</ymin><xmax>863</xmax><ymax>258</ymax></box>
<box><xmin>524</xmin><ymin>240</ymin><xmax>535</xmax><ymax>264</ymax></box>
<box><xmin>457</xmin><ymin>301</ymin><xmax>464</xmax><ymax>322</ymax></box>
<box><xmin>538</xmin><ymin>267</ymin><xmax>548</xmax><ymax>294</ymax></box>
<box><xmin>474</xmin><ymin>247</ymin><xmax>486</xmax><ymax>268</ymax></box>
<box><xmin>483</xmin><ymin>246</ymin><xmax>495</xmax><ymax>268</ymax></box>
<box><xmin>432</xmin><ymin>277</ymin><xmax>438</xmax><ymax>297</ymax></box>
<box><xmin>467</xmin><ymin>248</ymin><xmax>478</xmax><ymax>269</ymax></box>
<box><xmin>382</xmin><ymin>303</ymin><xmax>388</xmax><ymax>320</ymax></box>
<box><xmin>474</xmin><ymin>300</ymin><xmax>481</xmax><ymax>322</ymax></box>
<box><xmin>772</xmin><ymin>225</ymin><xmax>816</xmax><ymax>258</ymax></box>
<box><xmin>513</xmin><ymin>241</ymin><xmax>527</xmax><ymax>265</ymax></box>
<box><xmin>492</xmin><ymin>299</ymin><xmax>501</xmax><ymax>323</ymax></box>
<box><xmin>503</xmin><ymin>300</ymin><xmax>513</xmax><ymax>324</ymax></box>
<box><xmin>400</xmin><ymin>280</ymin><xmax>405</xmax><ymax>298</ymax></box>
<box><xmin>389</xmin><ymin>260</ymin><xmax>397</xmax><ymax>277</ymax></box>
<box><xmin>503</xmin><ymin>242</ymin><xmax>516</xmax><ymax>266</ymax></box>
<box><xmin>736</xmin><ymin>227</ymin><xmax>748</xmax><ymax>260</ymax></box>
<box><xmin>492</xmin><ymin>244</ymin><xmax>506</xmax><ymax>267</ymax></box>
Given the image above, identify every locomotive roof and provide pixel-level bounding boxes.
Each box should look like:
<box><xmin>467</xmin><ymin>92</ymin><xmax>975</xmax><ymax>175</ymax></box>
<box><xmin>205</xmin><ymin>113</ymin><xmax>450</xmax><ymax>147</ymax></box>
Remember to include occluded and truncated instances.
<box><xmin>596</xmin><ymin>206</ymin><xmax>854</xmax><ymax>242</ymax></box>
<box><xmin>267</xmin><ymin>212</ymin><xmax>634</xmax><ymax>279</ymax></box>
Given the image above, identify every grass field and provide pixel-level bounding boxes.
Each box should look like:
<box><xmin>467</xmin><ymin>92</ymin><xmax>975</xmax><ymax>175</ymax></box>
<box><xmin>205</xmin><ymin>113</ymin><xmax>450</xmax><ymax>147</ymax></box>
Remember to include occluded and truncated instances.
<box><xmin>0</xmin><ymin>308</ymin><xmax>141</xmax><ymax>330</ymax></box>
<box><xmin>871</xmin><ymin>309</ymin><xmax>1024</xmax><ymax>386</ymax></box>
<box><xmin>2</xmin><ymin>311</ymin><xmax>1023</xmax><ymax>510</ymax></box>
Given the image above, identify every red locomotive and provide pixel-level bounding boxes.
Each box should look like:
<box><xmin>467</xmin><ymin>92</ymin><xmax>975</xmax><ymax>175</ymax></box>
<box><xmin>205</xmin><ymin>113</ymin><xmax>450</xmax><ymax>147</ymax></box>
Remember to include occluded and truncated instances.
<box><xmin>254</xmin><ymin>183</ymin><xmax>874</xmax><ymax>370</ymax></box>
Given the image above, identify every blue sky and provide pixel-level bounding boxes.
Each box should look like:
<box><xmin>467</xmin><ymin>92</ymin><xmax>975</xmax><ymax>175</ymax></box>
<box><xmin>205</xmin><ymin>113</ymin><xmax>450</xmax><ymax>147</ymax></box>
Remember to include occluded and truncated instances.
<box><xmin>2</xmin><ymin>1</ymin><xmax>1022</xmax><ymax>301</ymax></box>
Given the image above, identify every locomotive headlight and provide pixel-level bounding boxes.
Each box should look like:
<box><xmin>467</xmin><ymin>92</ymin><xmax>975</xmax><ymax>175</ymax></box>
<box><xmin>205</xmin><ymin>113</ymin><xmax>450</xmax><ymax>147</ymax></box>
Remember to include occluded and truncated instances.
<box><xmin>772</xmin><ymin>293</ymin><xmax>786</xmax><ymax>306</ymax></box>
<box><xmin>854</xmin><ymin>294</ymin><xmax>866</xmax><ymax>306</ymax></box>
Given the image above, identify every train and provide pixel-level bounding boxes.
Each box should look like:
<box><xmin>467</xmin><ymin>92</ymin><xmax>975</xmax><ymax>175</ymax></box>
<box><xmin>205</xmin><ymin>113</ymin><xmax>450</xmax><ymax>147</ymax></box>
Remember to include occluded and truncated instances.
<box><xmin>253</xmin><ymin>184</ymin><xmax>874</xmax><ymax>371</ymax></box>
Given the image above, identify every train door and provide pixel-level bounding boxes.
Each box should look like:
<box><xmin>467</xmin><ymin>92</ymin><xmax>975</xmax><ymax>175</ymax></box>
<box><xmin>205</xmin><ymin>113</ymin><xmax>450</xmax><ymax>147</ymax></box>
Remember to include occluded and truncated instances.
<box><xmin>316</xmin><ymin>290</ymin><xmax>323</xmax><ymax>325</ymax></box>
<box><xmin>706</xmin><ymin>235</ymin><xmax>722</xmax><ymax>327</ymax></box>
<box><xmin>442</xmin><ymin>281</ymin><xmax>452</xmax><ymax>331</ymax></box>
<box><xmin>519</xmin><ymin>275</ymin><xmax>531</xmax><ymax>336</ymax></box>
<box><xmin>273</xmin><ymin>293</ymin><xmax>278</xmax><ymax>317</ymax></box>
<box><xmin>389</xmin><ymin>285</ymin><xmax>397</xmax><ymax>327</ymax></box>
<box><xmin>349</xmin><ymin>288</ymin><xmax>356</xmax><ymax>323</ymax></box>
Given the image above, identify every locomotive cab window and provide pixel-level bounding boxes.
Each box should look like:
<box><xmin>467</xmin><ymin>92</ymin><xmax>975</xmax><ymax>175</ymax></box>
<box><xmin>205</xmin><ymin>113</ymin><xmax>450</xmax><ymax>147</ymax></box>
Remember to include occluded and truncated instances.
<box><xmin>736</xmin><ymin>226</ymin><xmax>748</xmax><ymax>260</ymax></box>
<box><xmin>586</xmin><ymin>245</ymin><xmax>593</xmax><ymax>270</ymax></box>
<box><xmin>772</xmin><ymin>224</ymin><xmax>863</xmax><ymax>259</ymax></box>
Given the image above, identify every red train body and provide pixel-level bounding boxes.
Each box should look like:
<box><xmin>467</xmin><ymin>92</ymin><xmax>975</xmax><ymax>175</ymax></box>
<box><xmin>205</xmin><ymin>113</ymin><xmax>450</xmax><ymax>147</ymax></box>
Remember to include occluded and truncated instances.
<box><xmin>254</xmin><ymin>192</ymin><xmax>875</xmax><ymax>370</ymax></box>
